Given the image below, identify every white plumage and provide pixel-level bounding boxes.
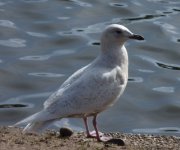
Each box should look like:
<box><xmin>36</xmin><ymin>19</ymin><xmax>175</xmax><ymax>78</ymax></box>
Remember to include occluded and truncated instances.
<box><xmin>15</xmin><ymin>24</ymin><xmax>144</xmax><ymax>141</ymax></box>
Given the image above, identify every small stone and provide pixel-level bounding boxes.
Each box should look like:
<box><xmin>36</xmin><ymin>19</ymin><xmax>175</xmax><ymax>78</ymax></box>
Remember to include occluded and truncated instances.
<box><xmin>105</xmin><ymin>138</ymin><xmax>125</xmax><ymax>146</ymax></box>
<box><xmin>59</xmin><ymin>127</ymin><xmax>73</xmax><ymax>137</ymax></box>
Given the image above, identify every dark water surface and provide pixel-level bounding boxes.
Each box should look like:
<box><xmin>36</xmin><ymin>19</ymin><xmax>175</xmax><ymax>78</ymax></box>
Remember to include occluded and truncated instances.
<box><xmin>0</xmin><ymin>0</ymin><xmax>179</xmax><ymax>135</ymax></box>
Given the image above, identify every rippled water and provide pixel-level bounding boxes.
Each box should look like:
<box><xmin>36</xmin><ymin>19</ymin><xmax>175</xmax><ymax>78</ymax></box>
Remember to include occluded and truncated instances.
<box><xmin>0</xmin><ymin>0</ymin><xmax>179</xmax><ymax>135</ymax></box>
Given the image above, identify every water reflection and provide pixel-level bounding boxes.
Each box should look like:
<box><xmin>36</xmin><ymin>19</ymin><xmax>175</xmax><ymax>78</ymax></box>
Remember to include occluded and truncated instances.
<box><xmin>0</xmin><ymin>20</ymin><xmax>16</xmax><ymax>28</ymax></box>
<box><xmin>138</xmin><ymin>69</ymin><xmax>154</xmax><ymax>73</ymax></box>
<box><xmin>69</xmin><ymin>0</ymin><xmax>92</xmax><ymax>7</ymax></box>
<box><xmin>4</xmin><ymin>92</ymin><xmax>51</xmax><ymax>105</ymax></box>
<box><xmin>138</xmin><ymin>55</ymin><xmax>180</xmax><ymax>71</ymax></box>
<box><xmin>19</xmin><ymin>49</ymin><xmax>75</xmax><ymax>61</ymax></box>
<box><xmin>109</xmin><ymin>2</ymin><xmax>128</xmax><ymax>8</ymax></box>
<box><xmin>153</xmin><ymin>87</ymin><xmax>174</xmax><ymax>93</ymax></box>
<box><xmin>0</xmin><ymin>38</ymin><xmax>26</xmax><ymax>47</ymax></box>
<box><xmin>173</xmin><ymin>8</ymin><xmax>180</xmax><ymax>12</ymax></box>
<box><xmin>128</xmin><ymin>77</ymin><xmax>143</xmax><ymax>83</ymax></box>
<box><xmin>26</xmin><ymin>31</ymin><xmax>49</xmax><ymax>38</ymax></box>
<box><xmin>133</xmin><ymin>127</ymin><xmax>180</xmax><ymax>135</ymax></box>
<box><xmin>88</xmin><ymin>41</ymin><xmax>100</xmax><ymax>46</ymax></box>
<box><xmin>124</xmin><ymin>14</ymin><xmax>165</xmax><ymax>22</ymax></box>
<box><xmin>0</xmin><ymin>104</ymin><xmax>27</xmax><ymax>108</ymax></box>
<box><xmin>22</xmin><ymin>0</ymin><xmax>48</xmax><ymax>3</ymax></box>
<box><xmin>57</xmin><ymin>16</ymin><xmax>70</xmax><ymax>20</ymax></box>
<box><xmin>28</xmin><ymin>72</ymin><xmax>64</xmax><ymax>78</ymax></box>
<box><xmin>156</xmin><ymin>62</ymin><xmax>180</xmax><ymax>70</ymax></box>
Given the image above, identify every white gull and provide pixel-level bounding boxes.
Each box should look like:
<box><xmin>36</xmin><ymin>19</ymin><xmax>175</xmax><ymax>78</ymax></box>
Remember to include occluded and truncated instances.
<box><xmin>15</xmin><ymin>24</ymin><xmax>144</xmax><ymax>142</ymax></box>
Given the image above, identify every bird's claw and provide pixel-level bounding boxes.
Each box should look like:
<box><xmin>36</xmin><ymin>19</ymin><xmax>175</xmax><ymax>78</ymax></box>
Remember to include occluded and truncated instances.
<box><xmin>86</xmin><ymin>130</ymin><xmax>112</xmax><ymax>142</ymax></box>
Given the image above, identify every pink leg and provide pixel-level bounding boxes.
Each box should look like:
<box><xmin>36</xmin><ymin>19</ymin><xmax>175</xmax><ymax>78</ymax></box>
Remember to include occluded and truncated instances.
<box><xmin>83</xmin><ymin>117</ymin><xmax>91</xmax><ymax>138</ymax></box>
<box><xmin>92</xmin><ymin>115</ymin><xmax>101</xmax><ymax>141</ymax></box>
<box><xmin>83</xmin><ymin>117</ymin><xmax>103</xmax><ymax>138</ymax></box>
<box><xmin>92</xmin><ymin>115</ymin><xmax>112</xmax><ymax>142</ymax></box>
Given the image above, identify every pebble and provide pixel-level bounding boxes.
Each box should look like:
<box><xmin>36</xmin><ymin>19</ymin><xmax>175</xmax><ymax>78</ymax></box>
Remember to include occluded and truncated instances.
<box><xmin>59</xmin><ymin>127</ymin><xmax>73</xmax><ymax>137</ymax></box>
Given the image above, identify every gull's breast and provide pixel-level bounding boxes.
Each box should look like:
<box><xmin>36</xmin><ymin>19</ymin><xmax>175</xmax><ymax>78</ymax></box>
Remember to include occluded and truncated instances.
<box><xmin>89</xmin><ymin>66</ymin><xmax>127</xmax><ymax>111</ymax></box>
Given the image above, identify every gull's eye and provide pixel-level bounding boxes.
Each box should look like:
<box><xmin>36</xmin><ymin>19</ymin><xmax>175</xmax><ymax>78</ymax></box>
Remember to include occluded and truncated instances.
<box><xmin>115</xmin><ymin>30</ymin><xmax>122</xmax><ymax>34</ymax></box>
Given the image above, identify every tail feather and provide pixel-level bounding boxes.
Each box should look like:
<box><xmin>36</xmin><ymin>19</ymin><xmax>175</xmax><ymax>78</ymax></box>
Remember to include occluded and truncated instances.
<box><xmin>14</xmin><ymin>110</ymin><xmax>54</xmax><ymax>127</ymax></box>
<box><xmin>14</xmin><ymin>110</ymin><xmax>58</xmax><ymax>133</ymax></box>
<box><xmin>23</xmin><ymin>120</ymin><xmax>54</xmax><ymax>133</ymax></box>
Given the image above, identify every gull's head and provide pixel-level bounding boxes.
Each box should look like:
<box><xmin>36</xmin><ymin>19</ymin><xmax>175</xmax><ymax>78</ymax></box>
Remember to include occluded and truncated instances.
<box><xmin>101</xmin><ymin>24</ymin><xmax>144</xmax><ymax>47</ymax></box>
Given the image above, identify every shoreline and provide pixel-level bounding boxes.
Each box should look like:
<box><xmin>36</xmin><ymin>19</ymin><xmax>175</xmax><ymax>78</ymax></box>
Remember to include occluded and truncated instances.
<box><xmin>0</xmin><ymin>126</ymin><xmax>180</xmax><ymax>150</ymax></box>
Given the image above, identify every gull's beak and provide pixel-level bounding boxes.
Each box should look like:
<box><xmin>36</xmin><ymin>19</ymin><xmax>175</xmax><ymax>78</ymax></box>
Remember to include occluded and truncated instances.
<box><xmin>129</xmin><ymin>34</ymin><xmax>144</xmax><ymax>40</ymax></box>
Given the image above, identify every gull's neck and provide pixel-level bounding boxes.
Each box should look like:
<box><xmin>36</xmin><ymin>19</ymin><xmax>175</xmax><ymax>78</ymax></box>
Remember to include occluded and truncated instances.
<box><xmin>100</xmin><ymin>42</ymin><xmax>128</xmax><ymax>71</ymax></box>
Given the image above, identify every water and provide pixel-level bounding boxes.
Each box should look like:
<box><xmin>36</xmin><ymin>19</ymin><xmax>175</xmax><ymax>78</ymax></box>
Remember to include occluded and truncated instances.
<box><xmin>0</xmin><ymin>0</ymin><xmax>179</xmax><ymax>135</ymax></box>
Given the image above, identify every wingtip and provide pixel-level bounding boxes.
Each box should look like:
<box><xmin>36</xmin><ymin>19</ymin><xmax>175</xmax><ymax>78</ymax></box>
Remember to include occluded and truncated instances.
<box><xmin>13</xmin><ymin>120</ymin><xmax>23</xmax><ymax>127</ymax></box>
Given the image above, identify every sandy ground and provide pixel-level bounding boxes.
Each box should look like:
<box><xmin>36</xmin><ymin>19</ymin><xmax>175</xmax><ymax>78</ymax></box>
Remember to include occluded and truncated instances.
<box><xmin>0</xmin><ymin>126</ymin><xmax>180</xmax><ymax>150</ymax></box>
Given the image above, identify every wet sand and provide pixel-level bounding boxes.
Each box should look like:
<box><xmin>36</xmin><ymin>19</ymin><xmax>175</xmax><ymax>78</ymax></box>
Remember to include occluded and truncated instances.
<box><xmin>0</xmin><ymin>126</ymin><xmax>180</xmax><ymax>150</ymax></box>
